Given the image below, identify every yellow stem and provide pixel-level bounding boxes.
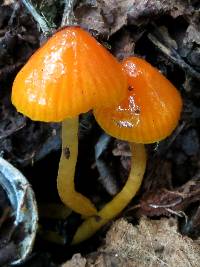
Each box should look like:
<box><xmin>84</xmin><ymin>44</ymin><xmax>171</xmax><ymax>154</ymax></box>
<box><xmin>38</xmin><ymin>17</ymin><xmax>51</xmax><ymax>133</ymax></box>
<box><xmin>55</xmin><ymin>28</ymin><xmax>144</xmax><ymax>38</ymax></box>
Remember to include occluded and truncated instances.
<box><xmin>57</xmin><ymin>117</ymin><xmax>97</xmax><ymax>216</ymax></box>
<box><xmin>72</xmin><ymin>143</ymin><xmax>146</xmax><ymax>244</ymax></box>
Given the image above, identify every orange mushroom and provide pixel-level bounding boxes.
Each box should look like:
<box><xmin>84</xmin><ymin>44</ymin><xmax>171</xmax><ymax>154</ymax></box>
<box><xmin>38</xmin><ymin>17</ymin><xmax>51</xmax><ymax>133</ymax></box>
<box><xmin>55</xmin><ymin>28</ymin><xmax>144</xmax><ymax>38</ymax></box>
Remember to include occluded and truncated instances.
<box><xmin>12</xmin><ymin>26</ymin><xmax>127</xmax><ymax>216</ymax></box>
<box><xmin>72</xmin><ymin>56</ymin><xmax>182</xmax><ymax>244</ymax></box>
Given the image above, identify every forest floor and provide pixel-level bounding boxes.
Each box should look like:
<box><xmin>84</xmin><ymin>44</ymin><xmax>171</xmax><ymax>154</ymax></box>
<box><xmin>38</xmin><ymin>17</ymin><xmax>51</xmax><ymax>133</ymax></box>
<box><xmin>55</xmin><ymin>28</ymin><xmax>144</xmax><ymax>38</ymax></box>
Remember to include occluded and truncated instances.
<box><xmin>0</xmin><ymin>0</ymin><xmax>200</xmax><ymax>266</ymax></box>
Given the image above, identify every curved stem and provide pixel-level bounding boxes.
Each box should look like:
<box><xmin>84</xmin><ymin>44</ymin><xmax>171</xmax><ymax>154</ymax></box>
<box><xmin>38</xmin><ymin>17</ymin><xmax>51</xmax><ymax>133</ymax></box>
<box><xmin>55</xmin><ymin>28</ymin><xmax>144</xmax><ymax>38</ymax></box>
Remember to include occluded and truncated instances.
<box><xmin>72</xmin><ymin>143</ymin><xmax>146</xmax><ymax>244</ymax></box>
<box><xmin>57</xmin><ymin>118</ymin><xmax>97</xmax><ymax>216</ymax></box>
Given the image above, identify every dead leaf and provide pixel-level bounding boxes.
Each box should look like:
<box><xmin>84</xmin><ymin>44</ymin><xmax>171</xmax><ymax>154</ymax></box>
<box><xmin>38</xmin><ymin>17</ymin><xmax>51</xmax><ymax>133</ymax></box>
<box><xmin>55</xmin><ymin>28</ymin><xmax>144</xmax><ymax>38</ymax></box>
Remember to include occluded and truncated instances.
<box><xmin>86</xmin><ymin>217</ymin><xmax>200</xmax><ymax>267</ymax></box>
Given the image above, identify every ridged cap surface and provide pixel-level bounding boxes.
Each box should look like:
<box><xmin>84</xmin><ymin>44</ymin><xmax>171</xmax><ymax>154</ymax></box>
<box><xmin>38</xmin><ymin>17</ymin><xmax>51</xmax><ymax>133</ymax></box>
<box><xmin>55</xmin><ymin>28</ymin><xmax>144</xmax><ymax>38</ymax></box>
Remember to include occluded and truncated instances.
<box><xmin>12</xmin><ymin>27</ymin><xmax>127</xmax><ymax>122</ymax></box>
<box><xmin>94</xmin><ymin>57</ymin><xmax>183</xmax><ymax>144</ymax></box>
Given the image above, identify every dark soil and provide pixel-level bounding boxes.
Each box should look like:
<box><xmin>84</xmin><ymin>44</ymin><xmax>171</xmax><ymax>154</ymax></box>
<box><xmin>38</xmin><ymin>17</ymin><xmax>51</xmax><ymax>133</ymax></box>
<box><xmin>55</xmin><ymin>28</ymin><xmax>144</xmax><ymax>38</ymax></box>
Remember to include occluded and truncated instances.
<box><xmin>0</xmin><ymin>0</ymin><xmax>199</xmax><ymax>266</ymax></box>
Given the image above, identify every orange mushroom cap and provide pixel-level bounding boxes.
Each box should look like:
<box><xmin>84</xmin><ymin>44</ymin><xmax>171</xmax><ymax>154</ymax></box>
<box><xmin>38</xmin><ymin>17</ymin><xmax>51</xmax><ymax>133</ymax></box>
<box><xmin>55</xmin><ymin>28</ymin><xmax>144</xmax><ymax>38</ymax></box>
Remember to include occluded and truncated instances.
<box><xmin>12</xmin><ymin>26</ymin><xmax>127</xmax><ymax>122</ymax></box>
<box><xmin>94</xmin><ymin>57</ymin><xmax>183</xmax><ymax>144</ymax></box>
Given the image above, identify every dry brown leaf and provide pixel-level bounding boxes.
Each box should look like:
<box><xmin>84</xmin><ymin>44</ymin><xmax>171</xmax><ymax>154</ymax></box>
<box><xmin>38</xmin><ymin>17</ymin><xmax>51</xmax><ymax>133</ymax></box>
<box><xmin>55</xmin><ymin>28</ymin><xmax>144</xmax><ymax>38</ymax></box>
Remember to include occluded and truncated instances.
<box><xmin>75</xmin><ymin>0</ymin><xmax>191</xmax><ymax>37</ymax></box>
<box><xmin>87</xmin><ymin>217</ymin><xmax>200</xmax><ymax>267</ymax></box>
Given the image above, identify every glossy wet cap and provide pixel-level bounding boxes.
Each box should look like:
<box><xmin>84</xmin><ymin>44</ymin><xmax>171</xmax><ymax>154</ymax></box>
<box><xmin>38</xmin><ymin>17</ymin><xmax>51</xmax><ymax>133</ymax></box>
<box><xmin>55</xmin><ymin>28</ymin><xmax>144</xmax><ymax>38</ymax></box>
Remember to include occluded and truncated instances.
<box><xmin>12</xmin><ymin>26</ymin><xmax>127</xmax><ymax>122</ymax></box>
<box><xmin>94</xmin><ymin>57</ymin><xmax>183</xmax><ymax>144</ymax></box>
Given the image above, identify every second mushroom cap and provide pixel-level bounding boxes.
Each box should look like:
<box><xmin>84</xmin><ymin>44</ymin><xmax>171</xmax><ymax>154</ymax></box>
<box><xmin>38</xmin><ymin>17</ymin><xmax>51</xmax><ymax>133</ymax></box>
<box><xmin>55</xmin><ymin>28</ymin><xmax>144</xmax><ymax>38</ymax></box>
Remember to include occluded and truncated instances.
<box><xmin>94</xmin><ymin>57</ymin><xmax>183</xmax><ymax>144</ymax></box>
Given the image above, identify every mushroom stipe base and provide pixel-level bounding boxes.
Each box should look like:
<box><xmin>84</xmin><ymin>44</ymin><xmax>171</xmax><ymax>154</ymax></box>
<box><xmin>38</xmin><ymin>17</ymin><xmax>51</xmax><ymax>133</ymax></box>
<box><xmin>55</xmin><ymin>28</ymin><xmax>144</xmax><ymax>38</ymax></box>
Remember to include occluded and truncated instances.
<box><xmin>72</xmin><ymin>143</ymin><xmax>146</xmax><ymax>244</ymax></box>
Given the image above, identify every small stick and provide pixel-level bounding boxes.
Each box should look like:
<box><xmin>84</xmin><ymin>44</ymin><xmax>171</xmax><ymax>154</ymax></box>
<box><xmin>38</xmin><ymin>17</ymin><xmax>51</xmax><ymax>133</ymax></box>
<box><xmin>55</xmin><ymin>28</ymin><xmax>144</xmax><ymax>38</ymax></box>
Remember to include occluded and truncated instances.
<box><xmin>21</xmin><ymin>0</ymin><xmax>51</xmax><ymax>35</ymax></box>
<box><xmin>61</xmin><ymin>0</ymin><xmax>77</xmax><ymax>27</ymax></box>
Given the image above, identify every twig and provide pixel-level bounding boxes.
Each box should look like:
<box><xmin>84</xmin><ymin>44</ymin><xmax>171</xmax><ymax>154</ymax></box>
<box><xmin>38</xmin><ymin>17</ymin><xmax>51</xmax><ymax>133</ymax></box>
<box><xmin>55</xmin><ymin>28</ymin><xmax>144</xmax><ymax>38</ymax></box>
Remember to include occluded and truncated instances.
<box><xmin>61</xmin><ymin>0</ymin><xmax>77</xmax><ymax>27</ymax></box>
<box><xmin>21</xmin><ymin>0</ymin><xmax>51</xmax><ymax>36</ymax></box>
<box><xmin>148</xmin><ymin>33</ymin><xmax>200</xmax><ymax>81</ymax></box>
<box><xmin>8</xmin><ymin>1</ymin><xmax>20</xmax><ymax>26</ymax></box>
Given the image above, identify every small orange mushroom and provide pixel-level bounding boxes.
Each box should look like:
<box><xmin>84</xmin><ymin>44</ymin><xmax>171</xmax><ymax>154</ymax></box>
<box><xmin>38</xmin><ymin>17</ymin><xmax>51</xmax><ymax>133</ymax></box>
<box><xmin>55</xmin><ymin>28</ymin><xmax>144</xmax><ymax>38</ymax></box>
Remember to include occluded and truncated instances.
<box><xmin>12</xmin><ymin>26</ymin><xmax>127</xmax><ymax>216</ymax></box>
<box><xmin>72</xmin><ymin>56</ymin><xmax>182</xmax><ymax>244</ymax></box>
<box><xmin>94</xmin><ymin>57</ymin><xmax>182</xmax><ymax>144</ymax></box>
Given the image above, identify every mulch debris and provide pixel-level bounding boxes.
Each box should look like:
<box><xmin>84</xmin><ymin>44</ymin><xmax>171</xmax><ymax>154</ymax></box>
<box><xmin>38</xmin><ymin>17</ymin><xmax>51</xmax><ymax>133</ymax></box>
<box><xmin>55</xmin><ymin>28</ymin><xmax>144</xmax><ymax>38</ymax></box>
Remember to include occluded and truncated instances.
<box><xmin>0</xmin><ymin>0</ymin><xmax>199</xmax><ymax>266</ymax></box>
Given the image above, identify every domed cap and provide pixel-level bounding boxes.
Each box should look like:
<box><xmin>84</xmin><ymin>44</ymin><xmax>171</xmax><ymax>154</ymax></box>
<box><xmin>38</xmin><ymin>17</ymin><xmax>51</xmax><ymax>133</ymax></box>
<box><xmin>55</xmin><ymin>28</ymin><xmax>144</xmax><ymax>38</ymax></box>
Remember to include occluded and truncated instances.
<box><xmin>94</xmin><ymin>57</ymin><xmax>183</xmax><ymax>144</ymax></box>
<box><xmin>12</xmin><ymin>27</ymin><xmax>127</xmax><ymax>122</ymax></box>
